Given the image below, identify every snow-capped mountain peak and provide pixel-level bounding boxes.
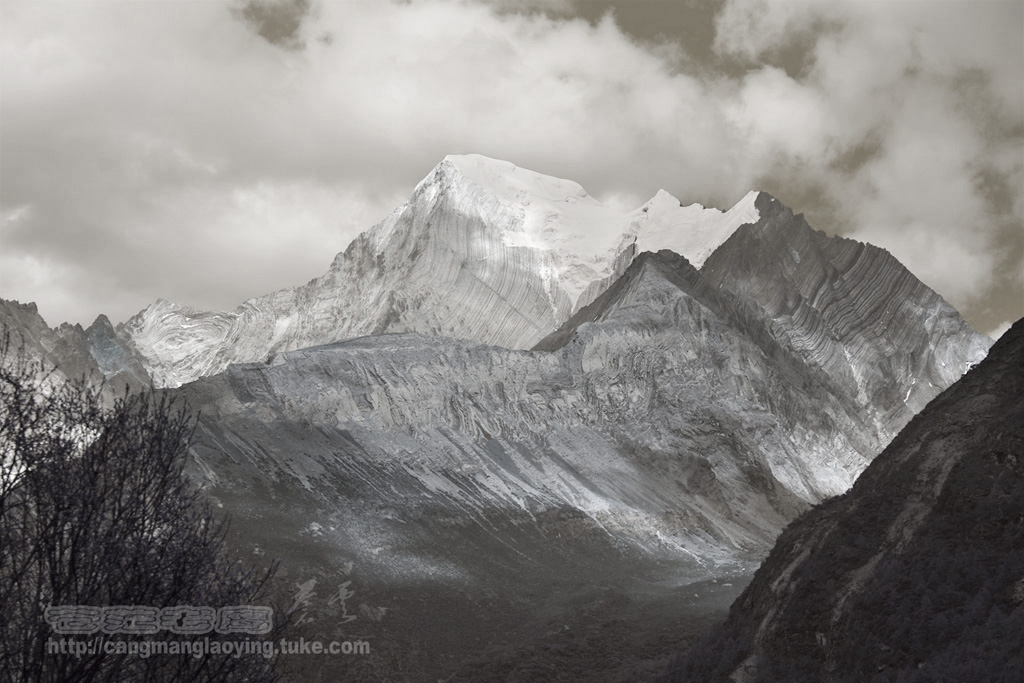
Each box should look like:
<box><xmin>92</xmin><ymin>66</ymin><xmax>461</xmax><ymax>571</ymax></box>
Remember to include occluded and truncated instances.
<box><xmin>443</xmin><ymin>153</ymin><xmax>595</xmax><ymax>207</ymax></box>
<box><xmin>439</xmin><ymin>154</ymin><xmax>637</xmax><ymax>297</ymax></box>
<box><xmin>421</xmin><ymin>154</ymin><xmax>763</xmax><ymax>303</ymax></box>
<box><xmin>109</xmin><ymin>156</ymin><xmax>949</xmax><ymax>390</ymax></box>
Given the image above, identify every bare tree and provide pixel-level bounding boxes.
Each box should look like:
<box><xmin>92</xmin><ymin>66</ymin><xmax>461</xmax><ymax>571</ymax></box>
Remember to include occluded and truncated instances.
<box><xmin>0</xmin><ymin>335</ymin><xmax>283</xmax><ymax>682</ymax></box>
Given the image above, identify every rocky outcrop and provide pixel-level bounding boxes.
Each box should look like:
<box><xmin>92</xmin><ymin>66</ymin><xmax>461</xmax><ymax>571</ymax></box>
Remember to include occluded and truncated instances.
<box><xmin>0</xmin><ymin>299</ymin><xmax>150</xmax><ymax>395</ymax></box>
<box><xmin>2</xmin><ymin>300</ymin><xmax>95</xmax><ymax>383</ymax></box>
<box><xmin>661</xmin><ymin>317</ymin><xmax>1023</xmax><ymax>683</ymax></box>
<box><xmin>81</xmin><ymin>314</ymin><xmax>151</xmax><ymax>391</ymax></box>
<box><xmin>701</xmin><ymin>193</ymin><xmax>990</xmax><ymax>444</ymax></box>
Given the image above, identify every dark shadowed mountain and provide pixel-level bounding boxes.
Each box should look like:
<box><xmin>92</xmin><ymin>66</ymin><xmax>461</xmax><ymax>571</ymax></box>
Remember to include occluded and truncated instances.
<box><xmin>660</xmin><ymin>317</ymin><xmax>1024</xmax><ymax>683</ymax></box>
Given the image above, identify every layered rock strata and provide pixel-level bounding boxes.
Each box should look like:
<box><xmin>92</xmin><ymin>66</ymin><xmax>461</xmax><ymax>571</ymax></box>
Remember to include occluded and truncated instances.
<box><xmin>121</xmin><ymin>155</ymin><xmax>765</xmax><ymax>388</ymax></box>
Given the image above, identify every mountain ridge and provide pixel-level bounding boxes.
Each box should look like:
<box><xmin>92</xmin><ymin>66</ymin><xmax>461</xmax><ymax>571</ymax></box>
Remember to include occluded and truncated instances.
<box><xmin>702</xmin><ymin>192</ymin><xmax>990</xmax><ymax>443</ymax></box>
<box><xmin>0</xmin><ymin>154</ymin><xmax>1000</xmax><ymax>682</ymax></box>
<box><xmin>660</xmin><ymin>316</ymin><xmax>1023</xmax><ymax>682</ymax></box>
<box><xmin>118</xmin><ymin>155</ymin><xmax>767</xmax><ymax>387</ymax></box>
<box><xmin>5</xmin><ymin>155</ymin><xmax>986</xmax><ymax>397</ymax></box>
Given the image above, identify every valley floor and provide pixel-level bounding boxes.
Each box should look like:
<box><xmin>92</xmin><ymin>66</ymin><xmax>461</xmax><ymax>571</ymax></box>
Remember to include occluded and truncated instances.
<box><xmin>273</xmin><ymin>562</ymin><xmax>753</xmax><ymax>682</ymax></box>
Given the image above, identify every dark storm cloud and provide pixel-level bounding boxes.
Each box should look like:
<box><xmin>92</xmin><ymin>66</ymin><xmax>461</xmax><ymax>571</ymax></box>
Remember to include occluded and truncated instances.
<box><xmin>231</xmin><ymin>0</ymin><xmax>315</xmax><ymax>50</ymax></box>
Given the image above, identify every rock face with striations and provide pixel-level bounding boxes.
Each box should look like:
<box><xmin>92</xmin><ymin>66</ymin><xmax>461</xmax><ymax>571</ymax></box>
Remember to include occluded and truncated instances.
<box><xmin>165</xmin><ymin>242</ymin><xmax>991</xmax><ymax>680</ymax></box>
<box><xmin>173</xmin><ymin>247</ymin><xmax>985</xmax><ymax>583</ymax></box>
<box><xmin>701</xmin><ymin>193</ymin><xmax>990</xmax><ymax>445</ymax></box>
<box><xmin>2</xmin><ymin>156</ymin><xmax>990</xmax><ymax>510</ymax></box>
<box><xmin>661</xmin><ymin>318</ymin><xmax>1023</xmax><ymax>683</ymax></box>
<box><xmin>121</xmin><ymin>155</ymin><xmax>763</xmax><ymax>388</ymax></box>
<box><xmin>3</xmin><ymin>156</ymin><xmax>992</xmax><ymax>522</ymax></box>
<box><xmin>174</xmin><ymin>251</ymin><xmax>867</xmax><ymax>581</ymax></box>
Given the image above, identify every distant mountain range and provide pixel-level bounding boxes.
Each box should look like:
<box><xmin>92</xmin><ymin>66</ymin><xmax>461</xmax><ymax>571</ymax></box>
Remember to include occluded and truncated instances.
<box><xmin>1</xmin><ymin>152</ymin><xmax>991</xmax><ymax>561</ymax></box>
<box><xmin>0</xmin><ymin>154</ymin><xmax>995</xmax><ymax>681</ymax></box>
<box><xmin>114</xmin><ymin>155</ymin><xmax>763</xmax><ymax>388</ymax></box>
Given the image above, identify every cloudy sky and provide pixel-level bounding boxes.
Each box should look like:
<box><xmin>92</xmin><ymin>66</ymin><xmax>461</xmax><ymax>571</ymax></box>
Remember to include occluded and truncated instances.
<box><xmin>1</xmin><ymin>0</ymin><xmax>1021</xmax><ymax>338</ymax></box>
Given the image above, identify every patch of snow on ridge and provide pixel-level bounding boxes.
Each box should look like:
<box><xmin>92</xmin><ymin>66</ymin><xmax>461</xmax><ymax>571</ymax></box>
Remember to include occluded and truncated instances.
<box><xmin>444</xmin><ymin>154</ymin><xmax>762</xmax><ymax>302</ymax></box>
<box><xmin>632</xmin><ymin>190</ymin><xmax>761</xmax><ymax>269</ymax></box>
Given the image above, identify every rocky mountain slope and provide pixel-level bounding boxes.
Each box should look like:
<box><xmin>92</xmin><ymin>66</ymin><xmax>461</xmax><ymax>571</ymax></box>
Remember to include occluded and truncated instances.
<box><xmin>661</xmin><ymin>317</ymin><xmax>1023</xmax><ymax>683</ymax></box>
<box><xmin>176</xmin><ymin>250</ymin><xmax>879</xmax><ymax>575</ymax></box>
<box><xmin>1</xmin><ymin>155</ymin><xmax>997</xmax><ymax>681</ymax></box>
<box><xmin>0</xmin><ymin>299</ymin><xmax>150</xmax><ymax>395</ymax></box>
<box><xmin>1</xmin><ymin>155</ymin><xmax>991</xmax><ymax>561</ymax></box>
<box><xmin>119</xmin><ymin>155</ymin><xmax>763</xmax><ymax>388</ymax></box>
<box><xmin>701</xmin><ymin>193</ymin><xmax>989</xmax><ymax>443</ymax></box>
<box><xmin>1</xmin><ymin>155</ymin><xmax>992</xmax><ymax>569</ymax></box>
<box><xmin>164</xmin><ymin>245</ymin><xmax>988</xmax><ymax>680</ymax></box>
<box><xmin>163</xmin><ymin>250</ymin><xmax>881</xmax><ymax>680</ymax></box>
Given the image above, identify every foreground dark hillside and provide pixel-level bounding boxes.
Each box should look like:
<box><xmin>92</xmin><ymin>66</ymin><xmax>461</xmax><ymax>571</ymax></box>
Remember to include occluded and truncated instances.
<box><xmin>661</xmin><ymin>318</ymin><xmax>1024</xmax><ymax>682</ymax></box>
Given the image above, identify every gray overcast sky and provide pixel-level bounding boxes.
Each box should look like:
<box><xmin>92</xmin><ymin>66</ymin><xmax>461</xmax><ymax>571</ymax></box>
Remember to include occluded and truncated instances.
<box><xmin>1</xmin><ymin>0</ymin><xmax>1021</xmax><ymax>338</ymax></box>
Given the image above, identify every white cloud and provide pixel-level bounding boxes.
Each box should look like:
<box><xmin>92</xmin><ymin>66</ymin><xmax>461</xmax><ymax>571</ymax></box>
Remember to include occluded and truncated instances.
<box><xmin>725</xmin><ymin>65</ymin><xmax>834</xmax><ymax>163</ymax></box>
<box><xmin>0</xmin><ymin>0</ymin><xmax>1020</xmax><ymax>332</ymax></box>
<box><xmin>713</xmin><ymin>0</ymin><xmax>827</xmax><ymax>62</ymax></box>
<box><xmin>713</xmin><ymin>0</ymin><xmax>1023</xmax><ymax>314</ymax></box>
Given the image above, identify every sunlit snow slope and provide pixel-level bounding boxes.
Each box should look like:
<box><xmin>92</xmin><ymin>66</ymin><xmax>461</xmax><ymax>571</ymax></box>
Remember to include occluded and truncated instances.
<box><xmin>121</xmin><ymin>155</ymin><xmax>764</xmax><ymax>387</ymax></box>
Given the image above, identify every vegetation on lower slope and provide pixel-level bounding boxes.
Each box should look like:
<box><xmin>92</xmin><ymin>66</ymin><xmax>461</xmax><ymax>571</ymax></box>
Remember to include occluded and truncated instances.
<box><xmin>0</xmin><ymin>339</ymin><xmax>284</xmax><ymax>682</ymax></box>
